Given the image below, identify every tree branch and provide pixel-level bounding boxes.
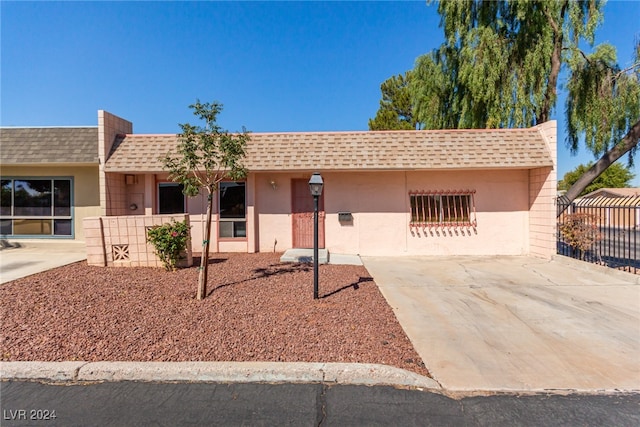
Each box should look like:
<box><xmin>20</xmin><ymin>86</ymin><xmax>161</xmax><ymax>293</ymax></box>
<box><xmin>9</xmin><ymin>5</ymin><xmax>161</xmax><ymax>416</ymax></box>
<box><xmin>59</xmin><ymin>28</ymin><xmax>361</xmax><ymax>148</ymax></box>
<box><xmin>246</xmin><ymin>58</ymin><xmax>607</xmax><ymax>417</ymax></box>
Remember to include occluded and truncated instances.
<box><xmin>558</xmin><ymin>118</ymin><xmax>640</xmax><ymax>214</ymax></box>
<box><xmin>614</xmin><ymin>60</ymin><xmax>640</xmax><ymax>80</ymax></box>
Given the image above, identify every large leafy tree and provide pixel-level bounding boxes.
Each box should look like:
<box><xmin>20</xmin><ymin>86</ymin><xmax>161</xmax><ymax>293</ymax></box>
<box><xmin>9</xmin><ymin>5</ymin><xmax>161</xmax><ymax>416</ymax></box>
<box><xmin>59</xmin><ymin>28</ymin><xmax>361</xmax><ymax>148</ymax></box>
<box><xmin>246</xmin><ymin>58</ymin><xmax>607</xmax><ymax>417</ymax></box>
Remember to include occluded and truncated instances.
<box><xmin>563</xmin><ymin>41</ymin><xmax>640</xmax><ymax>203</ymax></box>
<box><xmin>411</xmin><ymin>0</ymin><xmax>605</xmax><ymax>129</ymax></box>
<box><xmin>369</xmin><ymin>71</ymin><xmax>418</xmax><ymax>130</ymax></box>
<box><xmin>558</xmin><ymin>161</ymin><xmax>636</xmax><ymax>196</ymax></box>
<box><xmin>163</xmin><ymin>100</ymin><xmax>249</xmax><ymax>300</ymax></box>
<box><xmin>405</xmin><ymin>0</ymin><xmax>639</xmax><ymax>209</ymax></box>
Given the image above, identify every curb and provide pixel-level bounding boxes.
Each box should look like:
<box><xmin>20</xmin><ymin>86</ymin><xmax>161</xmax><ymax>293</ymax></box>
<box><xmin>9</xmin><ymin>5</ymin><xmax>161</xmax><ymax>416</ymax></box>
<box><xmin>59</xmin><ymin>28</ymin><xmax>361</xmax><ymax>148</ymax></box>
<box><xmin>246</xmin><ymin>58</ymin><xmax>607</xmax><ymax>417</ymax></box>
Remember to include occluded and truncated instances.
<box><xmin>0</xmin><ymin>361</ymin><xmax>440</xmax><ymax>390</ymax></box>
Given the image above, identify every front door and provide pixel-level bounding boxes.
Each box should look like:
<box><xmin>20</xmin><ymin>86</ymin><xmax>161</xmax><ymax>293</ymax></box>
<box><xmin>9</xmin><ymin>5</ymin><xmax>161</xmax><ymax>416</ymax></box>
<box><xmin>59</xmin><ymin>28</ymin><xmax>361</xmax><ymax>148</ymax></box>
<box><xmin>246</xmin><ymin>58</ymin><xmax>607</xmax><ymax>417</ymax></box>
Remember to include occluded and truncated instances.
<box><xmin>292</xmin><ymin>179</ymin><xmax>325</xmax><ymax>248</ymax></box>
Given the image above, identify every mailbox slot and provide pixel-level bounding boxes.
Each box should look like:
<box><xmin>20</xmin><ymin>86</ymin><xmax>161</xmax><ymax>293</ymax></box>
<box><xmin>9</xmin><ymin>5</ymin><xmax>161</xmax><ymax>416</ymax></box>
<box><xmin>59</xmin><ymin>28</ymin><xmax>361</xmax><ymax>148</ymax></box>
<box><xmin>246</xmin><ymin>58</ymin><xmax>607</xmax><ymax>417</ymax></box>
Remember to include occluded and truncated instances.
<box><xmin>338</xmin><ymin>212</ymin><xmax>353</xmax><ymax>223</ymax></box>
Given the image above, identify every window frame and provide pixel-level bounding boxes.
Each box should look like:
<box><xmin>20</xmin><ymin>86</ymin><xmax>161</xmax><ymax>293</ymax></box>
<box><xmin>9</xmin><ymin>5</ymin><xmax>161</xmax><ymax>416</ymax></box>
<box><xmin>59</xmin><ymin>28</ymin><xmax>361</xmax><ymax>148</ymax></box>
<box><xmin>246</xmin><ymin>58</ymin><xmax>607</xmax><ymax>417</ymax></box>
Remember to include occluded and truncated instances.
<box><xmin>409</xmin><ymin>190</ymin><xmax>477</xmax><ymax>228</ymax></box>
<box><xmin>0</xmin><ymin>177</ymin><xmax>74</xmax><ymax>238</ymax></box>
<box><xmin>218</xmin><ymin>181</ymin><xmax>247</xmax><ymax>240</ymax></box>
<box><xmin>157</xmin><ymin>182</ymin><xmax>186</xmax><ymax>214</ymax></box>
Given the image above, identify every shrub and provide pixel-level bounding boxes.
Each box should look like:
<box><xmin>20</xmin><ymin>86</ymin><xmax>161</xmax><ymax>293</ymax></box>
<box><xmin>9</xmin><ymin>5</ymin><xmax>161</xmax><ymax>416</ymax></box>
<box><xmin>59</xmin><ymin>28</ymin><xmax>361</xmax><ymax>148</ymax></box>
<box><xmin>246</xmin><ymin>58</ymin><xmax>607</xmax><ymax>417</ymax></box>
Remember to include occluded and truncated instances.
<box><xmin>559</xmin><ymin>212</ymin><xmax>602</xmax><ymax>259</ymax></box>
<box><xmin>146</xmin><ymin>219</ymin><xmax>191</xmax><ymax>271</ymax></box>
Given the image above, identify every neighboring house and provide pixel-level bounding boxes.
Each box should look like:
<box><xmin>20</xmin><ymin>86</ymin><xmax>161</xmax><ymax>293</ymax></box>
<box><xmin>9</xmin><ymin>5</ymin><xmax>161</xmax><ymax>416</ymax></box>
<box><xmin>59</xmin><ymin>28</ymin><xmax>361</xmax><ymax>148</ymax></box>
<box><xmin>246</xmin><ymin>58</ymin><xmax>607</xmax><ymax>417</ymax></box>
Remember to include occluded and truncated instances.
<box><xmin>2</xmin><ymin>110</ymin><xmax>558</xmax><ymax>261</ymax></box>
<box><xmin>570</xmin><ymin>188</ymin><xmax>640</xmax><ymax>229</ymax></box>
<box><xmin>0</xmin><ymin>127</ymin><xmax>101</xmax><ymax>240</ymax></box>
<box><xmin>580</xmin><ymin>187</ymin><xmax>640</xmax><ymax>199</ymax></box>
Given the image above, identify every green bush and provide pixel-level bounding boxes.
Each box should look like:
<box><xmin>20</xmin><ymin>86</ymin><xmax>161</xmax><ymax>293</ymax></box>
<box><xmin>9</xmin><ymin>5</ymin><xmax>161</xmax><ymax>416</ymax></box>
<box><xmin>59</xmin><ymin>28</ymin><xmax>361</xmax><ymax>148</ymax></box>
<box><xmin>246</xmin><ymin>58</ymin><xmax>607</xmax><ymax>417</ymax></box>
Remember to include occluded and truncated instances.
<box><xmin>146</xmin><ymin>219</ymin><xmax>190</xmax><ymax>271</ymax></box>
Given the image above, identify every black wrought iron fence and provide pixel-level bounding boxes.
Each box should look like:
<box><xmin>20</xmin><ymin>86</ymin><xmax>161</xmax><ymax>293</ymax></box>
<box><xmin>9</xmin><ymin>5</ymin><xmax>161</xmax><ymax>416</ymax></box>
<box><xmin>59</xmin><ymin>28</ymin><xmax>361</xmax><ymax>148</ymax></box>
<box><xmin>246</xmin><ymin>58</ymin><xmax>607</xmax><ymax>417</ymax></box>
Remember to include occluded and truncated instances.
<box><xmin>557</xmin><ymin>195</ymin><xmax>640</xmax><ymax>274</ymax></box>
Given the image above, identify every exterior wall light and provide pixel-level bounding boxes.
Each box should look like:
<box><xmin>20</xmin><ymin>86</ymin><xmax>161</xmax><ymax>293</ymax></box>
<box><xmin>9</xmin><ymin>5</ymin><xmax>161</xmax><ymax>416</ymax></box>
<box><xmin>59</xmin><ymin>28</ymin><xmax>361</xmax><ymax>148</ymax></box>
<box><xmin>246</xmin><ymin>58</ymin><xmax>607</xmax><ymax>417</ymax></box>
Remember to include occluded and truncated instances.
<box><xmin>308</xmin><ymin>173</ymin><xmax>323</xmax><ymax>197</ymax></box>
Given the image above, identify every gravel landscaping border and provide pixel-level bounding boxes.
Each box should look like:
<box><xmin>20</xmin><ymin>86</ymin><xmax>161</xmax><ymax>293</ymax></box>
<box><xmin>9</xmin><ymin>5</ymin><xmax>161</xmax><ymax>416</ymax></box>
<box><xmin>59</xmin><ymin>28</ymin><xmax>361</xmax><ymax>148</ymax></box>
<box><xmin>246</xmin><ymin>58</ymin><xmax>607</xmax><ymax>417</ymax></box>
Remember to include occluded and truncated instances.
<box><xmin>1</xmin><ymin>253</ymin><xmax>429</xmax><ymax>377</ymax></box>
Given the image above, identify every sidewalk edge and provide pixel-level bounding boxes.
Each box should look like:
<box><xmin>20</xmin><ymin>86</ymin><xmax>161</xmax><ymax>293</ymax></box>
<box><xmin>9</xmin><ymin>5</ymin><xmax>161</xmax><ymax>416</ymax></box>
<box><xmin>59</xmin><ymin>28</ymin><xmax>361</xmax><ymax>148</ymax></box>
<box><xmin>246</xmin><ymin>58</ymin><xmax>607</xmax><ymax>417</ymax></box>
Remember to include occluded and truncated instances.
<box><xmin>0</xmin><ymin>361</ymin><xmax>440</xmax><ymax>390</ymax></box>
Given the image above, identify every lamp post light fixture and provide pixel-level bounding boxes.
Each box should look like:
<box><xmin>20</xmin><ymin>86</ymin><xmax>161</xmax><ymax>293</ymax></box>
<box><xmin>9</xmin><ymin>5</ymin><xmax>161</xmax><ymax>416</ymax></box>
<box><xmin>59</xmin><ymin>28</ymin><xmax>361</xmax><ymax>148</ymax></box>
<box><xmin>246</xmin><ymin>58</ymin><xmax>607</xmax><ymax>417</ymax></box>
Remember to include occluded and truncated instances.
<box><xmin>308</xmin><ymin>172</ymin><xmax>324</xmax><ymax>299</ymax></box>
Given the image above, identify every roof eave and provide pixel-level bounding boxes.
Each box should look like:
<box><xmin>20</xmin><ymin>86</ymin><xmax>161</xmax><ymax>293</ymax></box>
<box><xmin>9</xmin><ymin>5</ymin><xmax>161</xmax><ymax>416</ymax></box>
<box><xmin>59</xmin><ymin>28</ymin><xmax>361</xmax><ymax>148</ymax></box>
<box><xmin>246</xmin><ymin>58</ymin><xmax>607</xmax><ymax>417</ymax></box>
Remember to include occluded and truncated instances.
<box><xmin>1</xmin><ymin>161</ymin><xmax>99</xmax><ymax>167</ymax></box>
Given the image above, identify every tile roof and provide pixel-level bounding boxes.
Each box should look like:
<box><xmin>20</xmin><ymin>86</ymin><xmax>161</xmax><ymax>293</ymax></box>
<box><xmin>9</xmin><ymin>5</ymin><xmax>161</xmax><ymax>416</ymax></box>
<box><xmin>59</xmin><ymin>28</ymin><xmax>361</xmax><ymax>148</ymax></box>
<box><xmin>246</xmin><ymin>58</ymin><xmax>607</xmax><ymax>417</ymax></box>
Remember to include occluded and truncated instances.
<box><xmin>104</xmin><ymin>127</ymin><xmax>554</xmax><ymax>173</ymax></box>
<box><xmin>1</xmin><ymin>127</ymin><xmax>99</xmax><ymax>165</ymax></box>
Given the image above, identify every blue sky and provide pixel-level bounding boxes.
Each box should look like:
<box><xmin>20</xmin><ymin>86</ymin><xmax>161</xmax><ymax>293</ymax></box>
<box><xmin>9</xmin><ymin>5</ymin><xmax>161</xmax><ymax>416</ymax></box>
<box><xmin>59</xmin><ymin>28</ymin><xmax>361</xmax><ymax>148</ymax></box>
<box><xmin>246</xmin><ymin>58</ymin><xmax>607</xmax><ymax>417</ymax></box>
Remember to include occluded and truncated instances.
<box><xmin>2</xmin><ymin>1</ymin><xmax>639</xmax><ymax>184</ymax></box>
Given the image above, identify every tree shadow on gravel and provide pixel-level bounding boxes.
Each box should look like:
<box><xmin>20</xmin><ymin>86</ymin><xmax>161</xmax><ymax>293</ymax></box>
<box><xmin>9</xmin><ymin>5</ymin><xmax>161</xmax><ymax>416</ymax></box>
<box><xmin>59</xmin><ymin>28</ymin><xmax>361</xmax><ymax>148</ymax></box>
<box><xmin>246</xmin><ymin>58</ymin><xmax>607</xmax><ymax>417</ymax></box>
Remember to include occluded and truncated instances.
<box><xmin>253</xmin><ymin>262</ymin><xmax>312</xmax><ymax>277</ymax></box>
<box><xmin>206</xmin><ymin>262</ymin><xmax>312</xmax><ymax>295</ymax></box>
<box><xmin>192</xmin><ymin>256</ymin><xmax>228</xmax><ymax>266</ymax></box>
<box><xmin>320</xmin><ymin>276</ymin><xmax>373</xmax><ymax>299</ymax></box>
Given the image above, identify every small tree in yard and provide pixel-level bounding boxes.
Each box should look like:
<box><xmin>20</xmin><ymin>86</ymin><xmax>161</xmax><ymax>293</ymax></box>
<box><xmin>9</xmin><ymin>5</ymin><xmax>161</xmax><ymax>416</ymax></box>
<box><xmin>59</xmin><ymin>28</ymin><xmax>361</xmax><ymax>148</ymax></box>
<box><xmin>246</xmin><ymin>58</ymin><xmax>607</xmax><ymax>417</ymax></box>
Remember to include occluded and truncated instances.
<box><xmin>162</xmin><ymin>100</ymin><xmax>249</xmax><ymax>300</ymax></box>
<box><xmin>559</xmin><ymin>213</ymin><xmax>603</xmax><ymax>261</ymax></box>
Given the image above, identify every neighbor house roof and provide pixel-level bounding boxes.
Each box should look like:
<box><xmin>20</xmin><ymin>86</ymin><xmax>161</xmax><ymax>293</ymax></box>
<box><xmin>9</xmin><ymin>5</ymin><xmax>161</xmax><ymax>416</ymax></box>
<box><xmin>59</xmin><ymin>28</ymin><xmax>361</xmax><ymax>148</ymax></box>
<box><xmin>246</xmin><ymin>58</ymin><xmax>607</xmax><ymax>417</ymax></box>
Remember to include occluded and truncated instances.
<box><xmin>580</xmin><ymin>187</ymin><xmax>640</xmax><ymax>199</ymax></box>
<box><xmin>104</xmin><ymin>126</ymin><xmax>554</xmax><ymax>173</ymax></box>
<box><xmin>0</xmin><ymin>127</ymin><xmax>99</xmax><ymax>165</ymax></box>
<box><xmin>574</xmin><ymin>194</ymin><xmax>640</xmax><ymax>207</ymax></box>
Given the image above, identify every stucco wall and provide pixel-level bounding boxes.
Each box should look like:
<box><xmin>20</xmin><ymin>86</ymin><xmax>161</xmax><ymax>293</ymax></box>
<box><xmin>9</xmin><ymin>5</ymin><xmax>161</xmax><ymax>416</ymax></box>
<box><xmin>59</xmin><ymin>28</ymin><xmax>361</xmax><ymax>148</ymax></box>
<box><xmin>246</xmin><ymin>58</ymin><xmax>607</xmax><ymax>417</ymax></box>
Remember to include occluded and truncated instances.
<box><xmin>1</xmin><ymin>165</ymin><xmax>100</xmax><ymax>241</ymax></box>
<box><xmin>112</xmin><ymin>172</ymin><xmax>219</xmax><ymax>254</ymax></box>
<box><xmin>254</xmin><ymin>170</ymin><xmax>530</xmax><ymax>256</ymax></box>
<box><xmin>112</xmin><ymin>167</ymin><xmax>549</xmax><ymax>257</ymax></box>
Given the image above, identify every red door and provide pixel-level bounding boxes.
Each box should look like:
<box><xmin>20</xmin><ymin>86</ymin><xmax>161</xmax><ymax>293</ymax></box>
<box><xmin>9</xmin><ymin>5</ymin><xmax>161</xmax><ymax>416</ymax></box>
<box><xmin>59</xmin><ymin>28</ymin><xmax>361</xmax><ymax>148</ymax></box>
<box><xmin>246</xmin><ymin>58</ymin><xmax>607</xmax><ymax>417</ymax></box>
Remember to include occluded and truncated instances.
<box><xmin>292</xmin><ymin>179</ymin><xmax>325</xmax><ymax>248</ymax></box>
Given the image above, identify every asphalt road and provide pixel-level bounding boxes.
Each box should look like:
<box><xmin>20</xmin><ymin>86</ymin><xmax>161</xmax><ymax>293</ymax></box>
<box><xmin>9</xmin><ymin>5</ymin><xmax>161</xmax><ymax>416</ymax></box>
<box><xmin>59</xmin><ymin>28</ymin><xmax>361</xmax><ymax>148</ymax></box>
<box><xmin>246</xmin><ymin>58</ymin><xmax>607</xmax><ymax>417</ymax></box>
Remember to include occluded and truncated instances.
<box><xmin>2</xmin><ymin>381</ymin><xmax>639</xmax><ymax>427</ymax></box>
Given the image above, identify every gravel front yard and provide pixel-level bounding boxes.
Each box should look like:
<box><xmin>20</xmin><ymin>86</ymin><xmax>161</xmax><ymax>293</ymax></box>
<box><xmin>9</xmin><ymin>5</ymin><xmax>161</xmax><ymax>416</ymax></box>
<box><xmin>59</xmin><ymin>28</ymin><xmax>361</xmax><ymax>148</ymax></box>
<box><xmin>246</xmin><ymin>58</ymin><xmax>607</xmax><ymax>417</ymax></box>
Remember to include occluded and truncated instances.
<box><xmin>1</xmin><ymin>253</ymin><xmax>429</xmax><ymax>377</ymax></box>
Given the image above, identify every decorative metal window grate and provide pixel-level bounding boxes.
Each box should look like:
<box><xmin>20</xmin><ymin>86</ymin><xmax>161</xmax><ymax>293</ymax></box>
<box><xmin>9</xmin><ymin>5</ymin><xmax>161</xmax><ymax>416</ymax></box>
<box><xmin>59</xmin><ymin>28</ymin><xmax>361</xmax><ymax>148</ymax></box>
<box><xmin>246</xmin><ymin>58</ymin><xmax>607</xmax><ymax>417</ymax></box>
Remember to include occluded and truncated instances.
<box><xmin>409</xmin><ymin>190</ymin><xmax>477</xmax><ymax>228</ymax></box>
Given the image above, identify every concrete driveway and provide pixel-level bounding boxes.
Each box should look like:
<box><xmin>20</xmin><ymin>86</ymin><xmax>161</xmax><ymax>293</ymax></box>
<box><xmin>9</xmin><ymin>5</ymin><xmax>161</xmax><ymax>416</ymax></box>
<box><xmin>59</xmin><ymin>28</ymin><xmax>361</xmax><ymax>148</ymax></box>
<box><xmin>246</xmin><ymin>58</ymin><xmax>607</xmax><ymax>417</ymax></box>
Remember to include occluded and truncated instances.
<box><xmin>362</xmin><ymin>255</ymin><xmax>640</xmax><ymax>393</ymax></box>
<box><xmin>0</xmin><ymin>241</ymin><xmax>87</xmax><ymax>284</ymax></box>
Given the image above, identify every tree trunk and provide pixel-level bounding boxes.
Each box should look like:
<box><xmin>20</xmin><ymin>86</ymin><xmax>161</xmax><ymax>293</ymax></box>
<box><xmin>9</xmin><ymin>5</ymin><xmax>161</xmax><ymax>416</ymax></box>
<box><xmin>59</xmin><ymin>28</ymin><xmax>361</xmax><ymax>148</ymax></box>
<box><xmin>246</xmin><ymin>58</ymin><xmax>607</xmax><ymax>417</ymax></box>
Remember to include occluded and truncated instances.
<box><xmin>539</xmin><ymin>3</ymin><xmax>566</xmax><ymax>124</ymax></box>
<box><xmin>558</xmin><ymin>118</ymin><xmax>640</xmax><ymax>214</ymax></box>
<box><xmin>197</xmin><ymin>192</ymin><xmax>214</xmax><ymax>300</ymax></box>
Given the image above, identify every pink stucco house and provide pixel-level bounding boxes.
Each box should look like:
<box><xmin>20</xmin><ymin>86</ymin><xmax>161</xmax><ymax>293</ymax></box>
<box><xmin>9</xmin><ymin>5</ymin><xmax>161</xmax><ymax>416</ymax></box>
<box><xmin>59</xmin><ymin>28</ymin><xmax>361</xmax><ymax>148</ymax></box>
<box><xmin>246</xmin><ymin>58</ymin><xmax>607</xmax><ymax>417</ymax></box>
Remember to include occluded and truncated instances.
<box><xmin>1</xmin><ymin>109</ymin><xmax>556</xmax><ymax>265</ymax></box>
<box><xmin>79</xmin><ymin>110</ymin><xmax>556</xmax><ymax>266</ymax></box>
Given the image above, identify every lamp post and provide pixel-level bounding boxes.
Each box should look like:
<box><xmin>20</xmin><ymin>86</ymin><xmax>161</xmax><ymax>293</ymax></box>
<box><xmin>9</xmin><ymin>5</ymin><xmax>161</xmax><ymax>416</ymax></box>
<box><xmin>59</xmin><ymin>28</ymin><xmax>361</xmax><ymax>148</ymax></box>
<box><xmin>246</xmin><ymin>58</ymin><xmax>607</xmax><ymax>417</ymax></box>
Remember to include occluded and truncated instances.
<box><xmin>308</xmin><ymin>172</ymin><xmax>324</xmax><ymax>299</ymax></box>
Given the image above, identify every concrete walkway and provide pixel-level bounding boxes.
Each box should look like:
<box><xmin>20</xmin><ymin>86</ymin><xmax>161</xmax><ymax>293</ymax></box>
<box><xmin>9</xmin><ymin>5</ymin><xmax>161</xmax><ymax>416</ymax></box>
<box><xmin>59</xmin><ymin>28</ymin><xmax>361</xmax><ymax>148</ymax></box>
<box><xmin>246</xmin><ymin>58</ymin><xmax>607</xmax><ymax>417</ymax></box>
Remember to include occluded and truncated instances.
<box><xmin>362</xmin><ymin>255</ymin><xmax>640</xmax><ymax>393</ymax></box>
<box><xmin>280</xmin><ymin>248</ymin><xmax>363</xmax><ymax>265</ymax></box>
<box><xmin>0</xmin><ymin>240</ymin><xmax>87</xmax><ymax>284</ymax></box>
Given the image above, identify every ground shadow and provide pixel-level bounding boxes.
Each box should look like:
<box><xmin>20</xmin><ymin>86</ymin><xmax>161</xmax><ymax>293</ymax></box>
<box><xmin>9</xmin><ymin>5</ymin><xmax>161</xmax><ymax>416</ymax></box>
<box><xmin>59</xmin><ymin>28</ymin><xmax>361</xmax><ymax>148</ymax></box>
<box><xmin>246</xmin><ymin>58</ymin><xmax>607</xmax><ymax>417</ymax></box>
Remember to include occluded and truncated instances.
<box><xmin>192</xmin><ymin>256</ymin><xmax>228</xmax><ymax>266</ymax></box>
<box><xmin>206</xmin><ymin>262</ymin><xmax>312</xmax><ymax>296</ymax></box>
<box><xmin>321</xmin><ymin>276</ymin><xmax>373</xmax><ymax>299</ymax></box>
<box><xmin>253</xmin><ymin>262</ymin><xmax>312</xmax><ymax>278</ymax></box>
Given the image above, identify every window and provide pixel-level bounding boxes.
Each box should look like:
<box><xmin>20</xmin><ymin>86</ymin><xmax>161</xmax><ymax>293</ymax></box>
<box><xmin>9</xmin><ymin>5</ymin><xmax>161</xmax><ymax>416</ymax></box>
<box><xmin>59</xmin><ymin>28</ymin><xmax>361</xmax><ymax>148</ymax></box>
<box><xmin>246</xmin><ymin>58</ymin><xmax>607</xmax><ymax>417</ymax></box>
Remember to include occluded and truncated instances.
<box><xmin>0</xmin><ymin>178</ymin><xmax>73</xmax><ymax>237</ymax></box>
<box><xmin>158</xmin><ymin>183</ymin><xmax>185</xmax><ymax>214</ymax></box>
<box><xmin>410</xmin><ymin>190</ymin><xmax>477</xmax><ymax>228</ymax></box>
<box><xmin>219</xmin><ymin>182</ymin><xmax>246</xmax><ymax>238</ymax></box>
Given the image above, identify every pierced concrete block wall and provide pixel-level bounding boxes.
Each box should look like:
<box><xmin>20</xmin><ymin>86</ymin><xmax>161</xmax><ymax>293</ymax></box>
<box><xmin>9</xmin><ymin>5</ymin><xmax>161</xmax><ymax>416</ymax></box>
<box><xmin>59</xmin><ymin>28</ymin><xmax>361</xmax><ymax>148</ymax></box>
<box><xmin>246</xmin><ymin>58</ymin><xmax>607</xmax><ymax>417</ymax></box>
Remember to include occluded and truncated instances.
<box><xmin>83</xmin><ymin>214</ymin><xmax>193</xmax><ymax>268</ymax></box>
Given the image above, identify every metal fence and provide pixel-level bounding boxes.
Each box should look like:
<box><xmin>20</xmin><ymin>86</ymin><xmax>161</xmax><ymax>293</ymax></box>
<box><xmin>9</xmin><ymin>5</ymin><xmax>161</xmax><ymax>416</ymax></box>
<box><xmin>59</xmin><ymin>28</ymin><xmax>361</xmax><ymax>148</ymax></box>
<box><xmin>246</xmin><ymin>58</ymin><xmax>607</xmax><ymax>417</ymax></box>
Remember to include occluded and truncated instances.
<box><xmin>557</xmin><ymin>195</ymin><xmax>640</xmax><ymax>274</ymax></box>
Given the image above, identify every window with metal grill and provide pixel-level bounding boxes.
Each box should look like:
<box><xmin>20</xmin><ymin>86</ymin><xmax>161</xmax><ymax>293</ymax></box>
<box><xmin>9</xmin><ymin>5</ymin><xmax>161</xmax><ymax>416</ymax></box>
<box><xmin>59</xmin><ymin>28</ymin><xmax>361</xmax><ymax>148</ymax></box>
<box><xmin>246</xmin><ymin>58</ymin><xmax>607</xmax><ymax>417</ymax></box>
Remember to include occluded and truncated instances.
<box><xmin>409</xmin><ymin>190</ymin><xmax>477</xmax><ymax>228</ymax></box>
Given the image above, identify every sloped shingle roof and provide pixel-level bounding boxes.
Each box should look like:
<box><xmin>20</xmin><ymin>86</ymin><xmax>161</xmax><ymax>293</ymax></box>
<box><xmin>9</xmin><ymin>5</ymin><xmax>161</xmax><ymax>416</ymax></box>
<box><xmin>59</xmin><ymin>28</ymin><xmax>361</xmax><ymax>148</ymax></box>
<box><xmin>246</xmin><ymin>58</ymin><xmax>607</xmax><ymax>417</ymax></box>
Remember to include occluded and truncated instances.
<box><xmin>0</xmin><ymin>127</ymin><xmax>99</xmax><ymax>165</ymax></box>
<box><xmin>575</xmin><ymin>195</ymin><xmax>640</xmax><ymax>207</ymax></box>
<box><xmin>104</xmin><ymin>127</ymin><xmax>554</xmax><ymax>173</ymax></box>
<box><xmin>581</xmin><ymin>187</ymin><xmax>640</xmax><ymax>199</ymax></box>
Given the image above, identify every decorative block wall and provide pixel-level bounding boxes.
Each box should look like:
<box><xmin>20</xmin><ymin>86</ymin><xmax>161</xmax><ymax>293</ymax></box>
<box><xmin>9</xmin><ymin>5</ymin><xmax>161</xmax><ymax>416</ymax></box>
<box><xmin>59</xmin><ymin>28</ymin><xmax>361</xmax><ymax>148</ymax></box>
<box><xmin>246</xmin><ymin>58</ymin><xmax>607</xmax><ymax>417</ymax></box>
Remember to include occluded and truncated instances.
<box><xmin>529</xmin><ymin>120</ymin><xmax>557</xmax><ymax>259</ymax></box>
<box><xmin>529</xmin><ymin>166</ymin><xmax>556</xmax><ymax>258</ymax></box>
<box><xmin>83</xmin><ymin>214</ymin><xmax>193</xmax><ymax>268</ymax></box>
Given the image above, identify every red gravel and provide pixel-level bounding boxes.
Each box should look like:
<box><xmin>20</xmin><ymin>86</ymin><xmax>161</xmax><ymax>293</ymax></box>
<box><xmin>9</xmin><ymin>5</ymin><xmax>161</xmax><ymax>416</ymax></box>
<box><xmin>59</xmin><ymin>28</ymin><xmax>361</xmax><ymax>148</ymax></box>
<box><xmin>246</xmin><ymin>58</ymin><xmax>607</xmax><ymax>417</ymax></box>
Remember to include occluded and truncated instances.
<box><xmin>1</xmin><ymin>253</ymin><xmax>429</xmax><ymax>377</ymax></box>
